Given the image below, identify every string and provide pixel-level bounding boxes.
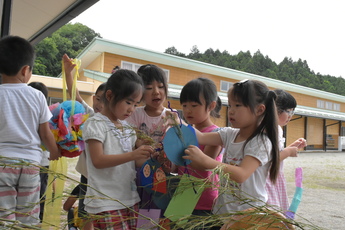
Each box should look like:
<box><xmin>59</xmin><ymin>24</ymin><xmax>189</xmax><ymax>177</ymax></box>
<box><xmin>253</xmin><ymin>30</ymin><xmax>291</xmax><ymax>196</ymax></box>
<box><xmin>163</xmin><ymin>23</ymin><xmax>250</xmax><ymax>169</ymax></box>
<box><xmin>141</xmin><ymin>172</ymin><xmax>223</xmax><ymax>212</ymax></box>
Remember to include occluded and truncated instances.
<box><xmin>183</xmin><ymin>162</ymin><xmax>197</xmax><ymax>194</ymax></box>
<box><xmin>167</xmin><ymin>101</ymin><xmax>182</xmax><ymax>127</ymax></box>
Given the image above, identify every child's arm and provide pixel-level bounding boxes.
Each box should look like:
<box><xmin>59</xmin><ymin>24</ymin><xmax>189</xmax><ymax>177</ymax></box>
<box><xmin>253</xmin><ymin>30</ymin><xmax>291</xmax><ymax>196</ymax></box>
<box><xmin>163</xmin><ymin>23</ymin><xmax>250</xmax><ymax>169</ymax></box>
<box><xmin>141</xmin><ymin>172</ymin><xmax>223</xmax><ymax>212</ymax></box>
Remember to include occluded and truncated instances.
<box><xmin>62</xmin><ymin>54</ymin><xmax>83</xmax><ymax>103</ymax></box>
<box><xmin>279</xmin><ymin>146</ymin><xmax>299</xmax><ymax>161</ymax></box>
<box><xmin>88</xmin><ymin>139</ymin><xmax>153</xmax><ymax>169</ymax></box>
<box><xmin>184</xmin><ymin>145</ymin><xmax>260</xmax><ymax>183</ymax></box>
<box><xmin>189</xmin><ymin>145</ymin><xmax>222</xmax><ymax>171</ymax></box>
<box><xmin>195</xmin><ymin>129</ymin><xmax>223</xmax><ymax>146</ymax></box>
<box><xmin>39</xmin><ymin>122</ymin><xmax>60</xmax><ymax>160</ymax></box>
<box><xmin>279</xmin><ymin>138</ymin><xmax>307</xmax><ymax>161</ymax></box>
<box><xmin>63</xmin><ymin>196</ymin><xmax>77</xmax><ymax>211</ymax></box>
<box><xmin>203</xmin><ymin>145</ymin><xmax>222</xmax><ymax>159</ymax></box>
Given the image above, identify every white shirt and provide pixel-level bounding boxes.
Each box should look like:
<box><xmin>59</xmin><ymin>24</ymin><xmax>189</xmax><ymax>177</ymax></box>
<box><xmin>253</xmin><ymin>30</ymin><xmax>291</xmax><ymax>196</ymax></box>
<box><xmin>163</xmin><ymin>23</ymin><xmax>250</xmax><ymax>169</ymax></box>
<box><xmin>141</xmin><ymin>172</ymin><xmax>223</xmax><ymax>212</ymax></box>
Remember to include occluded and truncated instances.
<box><xmin>213</xmin><ymin>127</ymin><xmax>271</xmax><ymax>214</ymax></box>
<box><xmin>83</xmin><ymin>113</ymin><xmax>140</xmax><ymax>213</ymax></box>
<box><xmin>0</xmin><ymin>83</ymin><xmax>52</xmax><ymax>163</ymax></box>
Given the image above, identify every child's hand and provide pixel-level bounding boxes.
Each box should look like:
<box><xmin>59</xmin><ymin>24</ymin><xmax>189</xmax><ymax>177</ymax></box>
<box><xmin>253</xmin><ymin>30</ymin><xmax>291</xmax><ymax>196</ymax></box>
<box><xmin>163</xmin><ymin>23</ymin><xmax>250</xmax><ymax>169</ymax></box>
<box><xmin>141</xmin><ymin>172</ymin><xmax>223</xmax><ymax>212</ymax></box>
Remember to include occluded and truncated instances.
<box><xmin>183</xmin><ymin>145</ymin><xmax>214</xmax><ymax>170</ymax></box>
<box><xmin>297</xmin><ymin>138</ymin><xmax>307</xmax><ymax>149</ymax></box>
<box><xmin>132</xmin><ymin>145</ymin><xmax>153</xmax><ymax>160</ymax></box>
<box><xmin>62</xmin><ymin>54</ymin><xmax>76</xmax><ymax>76</ymax></box>
<box><xmin>290</xmin><ymin>138</ymin><xmax>307</xmax><ymax>149</ymax></box>
<box><xmin>49</xmin><ymin>147</ymin><xmax>61</xmax><ymax>161</ymax></box>
<box><xmin>162</xmin><ymin>110</ymin><xmax>187</xmax><ymax>131</ymax></box>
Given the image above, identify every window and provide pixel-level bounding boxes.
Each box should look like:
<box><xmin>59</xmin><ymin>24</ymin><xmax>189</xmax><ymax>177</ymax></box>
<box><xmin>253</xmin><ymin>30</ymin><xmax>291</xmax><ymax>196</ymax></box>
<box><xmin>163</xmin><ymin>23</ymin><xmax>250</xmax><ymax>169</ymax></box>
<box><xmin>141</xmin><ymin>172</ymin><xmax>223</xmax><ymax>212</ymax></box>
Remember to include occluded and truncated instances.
<box><xmin>317</xmin><ymin>100</ymin><xmax>325</xmax><ymax>109</ymax></box>
<box><xmin>334</xmin><ymin>103</ymin><xmax>340</xmax><ymax>111</ymax></box>
<box><xmin>220</xmin><ymin>80</ymin><xmax>233</xmax><ymax>92</ymax></box>
<box><xmin>121</xmin><ymin>61</ymin><xmax>142</xmax><ymax>72</ymax></box>
<box><xmin>325</xmin><ymin>101</ymin><xmax>333</xmax><ymax>110</ymax></box>
<box><xmin>121</xmin><ymin>61</ymin><xmax>170</xmax><ymax>82</ymax></box>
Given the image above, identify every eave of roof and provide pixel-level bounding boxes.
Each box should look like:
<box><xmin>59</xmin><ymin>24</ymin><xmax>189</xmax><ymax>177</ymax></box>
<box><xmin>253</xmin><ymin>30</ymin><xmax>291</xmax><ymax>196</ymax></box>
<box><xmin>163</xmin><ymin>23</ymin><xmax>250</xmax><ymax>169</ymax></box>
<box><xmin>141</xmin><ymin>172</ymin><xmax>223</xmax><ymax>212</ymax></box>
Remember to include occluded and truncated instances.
<box><xmin>1</xmin><ymin>0</ymin><xmax>99</xmax><ymax>44</ymax></box>
<box><xmin>83</xmin><ymin>69</ymin><xmax>345</xmax><ymax>121</ymax></box>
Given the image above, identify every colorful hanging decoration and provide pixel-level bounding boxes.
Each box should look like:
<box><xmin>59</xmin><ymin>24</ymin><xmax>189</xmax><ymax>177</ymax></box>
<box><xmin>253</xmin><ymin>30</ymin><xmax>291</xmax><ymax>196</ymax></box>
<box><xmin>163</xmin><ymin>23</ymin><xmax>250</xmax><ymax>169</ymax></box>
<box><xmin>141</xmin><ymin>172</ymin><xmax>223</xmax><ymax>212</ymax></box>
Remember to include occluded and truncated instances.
<box><xmin>49</xmin><ymin>101</ymin><xmax>88</xmax><ymax>158</ymax></box>
<box><xmin>286</xmin><ymin>167</ymin><xmax>303</xmax><ymax>219</ymax></box>
<box><xmin>140</xmin><ymin>158</ymin><xmax>167</xmax><ymax>194</ymax></box>
<box><xmin>47</xmin><ymin>58</ymin><xmax>88</xmax><ymax>158</ymax></box>
<box><xmin>139</xmin><ymin>158</ymin><xmax>179</xmax><ymax>210</ymax></box>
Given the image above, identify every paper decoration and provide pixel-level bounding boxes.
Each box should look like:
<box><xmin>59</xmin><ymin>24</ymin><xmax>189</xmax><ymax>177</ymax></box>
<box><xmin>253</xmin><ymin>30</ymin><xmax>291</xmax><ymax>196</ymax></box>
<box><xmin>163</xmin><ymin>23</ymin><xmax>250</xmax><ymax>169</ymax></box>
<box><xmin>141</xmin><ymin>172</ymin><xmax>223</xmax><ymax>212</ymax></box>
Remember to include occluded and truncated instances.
<box><xmin>152</xmin><ymin>168</ymin><xmax>167</xmax><ymax>194</ymax></box>
<box><xmin>140</xmin><ymin>158</ymin><xmax>173</xmax><ymax>210</ymax></box>
<box><xmin>49</xmin><ymin>101</ymin><xmax>88</xmax><ymax>158</ymax></box>
<box><xmin>164</xmin><ymin>174</ymin><xmax>205</xmax><ymax>222</ymax></box>
<box><xmin>136</xmin><ymin>209</ymin><xmax>161</xmax><ymax>229</ymax></box>
<box><xmin>286</xmin><ymin>167</ymin><xmax>303</xmax><ymax>219</ymax></box>
<box><xmin>162</xmin><ymin>124</ymin><xmax>198</xmax><ymax>166</ymax></box>
<box><xmin>41</xmin><ymin>157</ymin><xmax>67</xmax><ymax>229</ymax></box>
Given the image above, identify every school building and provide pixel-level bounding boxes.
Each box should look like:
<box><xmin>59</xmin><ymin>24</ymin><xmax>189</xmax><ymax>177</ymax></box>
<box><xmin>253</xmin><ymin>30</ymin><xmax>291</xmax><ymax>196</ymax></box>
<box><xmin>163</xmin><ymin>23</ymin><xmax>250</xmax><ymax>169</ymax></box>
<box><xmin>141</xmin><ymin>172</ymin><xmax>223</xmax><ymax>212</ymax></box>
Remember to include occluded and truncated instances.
<box><xmin>30</xmin><ymin>37</ymin><xmax>345</xmax><ymax>152</ymax></box>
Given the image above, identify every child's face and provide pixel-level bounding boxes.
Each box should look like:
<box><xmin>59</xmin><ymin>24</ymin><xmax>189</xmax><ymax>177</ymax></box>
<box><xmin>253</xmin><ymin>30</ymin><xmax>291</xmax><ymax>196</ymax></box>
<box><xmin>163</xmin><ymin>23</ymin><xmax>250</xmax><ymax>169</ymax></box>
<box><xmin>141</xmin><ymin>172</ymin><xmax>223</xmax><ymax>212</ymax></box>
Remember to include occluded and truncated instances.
<box><xmin>227</xmin><ymin>96</ymin><xmax>259</xmax><ymax>129</ymax></box>
<box><xmin>181</xmin><ymin>98</ymin><xmax>211</xmax><ymax>126</ymax></box>
<box><xmin>143</xmin><ymin>80</ymin><xmax>166</xmax><ymax>110</ymax></box>
<box><xmin>278</xmin><ymin>109</ymin><xmax>294</xmax><ymax>126</ymax></box>
<box><xmin>93</xmin><ymin>90</ymin><xmax>104</xmax><ymax>113</ymax></box>
<box><xmin>107</xmin><ymin>91</ymin><xmax>142</xmax><ymax>121</ymax></box>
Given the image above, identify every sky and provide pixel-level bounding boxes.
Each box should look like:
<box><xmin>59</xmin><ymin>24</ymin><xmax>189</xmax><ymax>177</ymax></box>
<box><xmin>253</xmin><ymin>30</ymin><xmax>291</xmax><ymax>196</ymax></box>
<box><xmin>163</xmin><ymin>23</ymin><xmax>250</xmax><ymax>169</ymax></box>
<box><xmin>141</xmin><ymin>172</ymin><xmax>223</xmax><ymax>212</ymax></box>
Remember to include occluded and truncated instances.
<box><xmin>71</xmin><ymin>0</ymin><xmax>345</xmax><ymax>78</ymax></box>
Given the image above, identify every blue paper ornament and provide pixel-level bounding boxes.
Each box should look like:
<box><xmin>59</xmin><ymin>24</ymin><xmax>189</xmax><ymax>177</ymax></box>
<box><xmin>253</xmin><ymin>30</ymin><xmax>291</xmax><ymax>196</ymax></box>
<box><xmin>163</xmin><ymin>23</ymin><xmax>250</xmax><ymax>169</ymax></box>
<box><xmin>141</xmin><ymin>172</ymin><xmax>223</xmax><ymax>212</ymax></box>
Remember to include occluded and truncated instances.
<box><xmin>162</xmin><ymin>124</ymin><xmax>198</xmax><ymax>166</ymax></box>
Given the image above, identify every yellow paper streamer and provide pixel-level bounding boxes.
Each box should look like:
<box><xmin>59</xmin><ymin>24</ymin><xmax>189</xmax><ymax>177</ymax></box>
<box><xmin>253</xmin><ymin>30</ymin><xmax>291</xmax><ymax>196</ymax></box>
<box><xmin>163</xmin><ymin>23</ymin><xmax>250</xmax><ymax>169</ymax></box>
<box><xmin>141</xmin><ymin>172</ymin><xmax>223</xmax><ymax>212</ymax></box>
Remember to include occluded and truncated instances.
<box><xmin>61</xmin><ymin>58</ymin><xmax>81</xmax><ymax>116</ymax></box>
<box><xmin>41</xmin><ymin>58</ymin><xmax>81</xmax><ymax>229</ymax></box>
<box><xmin>41</xmin><ymin>157</ymin><xmax>67</xmax><ymax>229</ymax></box>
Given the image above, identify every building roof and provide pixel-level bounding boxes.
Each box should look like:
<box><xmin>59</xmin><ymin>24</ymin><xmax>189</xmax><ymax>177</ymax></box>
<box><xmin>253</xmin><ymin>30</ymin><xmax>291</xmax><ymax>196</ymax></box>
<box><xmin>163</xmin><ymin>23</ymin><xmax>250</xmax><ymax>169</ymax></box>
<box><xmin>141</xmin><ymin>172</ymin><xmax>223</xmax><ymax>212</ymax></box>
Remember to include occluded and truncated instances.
<box><xmin>1</xmin><ymin>0</ymin><xmax>99</xmax><ymax>44</ymax></box>
<box><xmin>83</xmin><ymin>69</ymin><xmax>345</xmax><ymax>121</ymax></box>
<box><xmin>78</xmin><ymin>37</ymin><xmax>345</xmax><ymax>104</ymax></box>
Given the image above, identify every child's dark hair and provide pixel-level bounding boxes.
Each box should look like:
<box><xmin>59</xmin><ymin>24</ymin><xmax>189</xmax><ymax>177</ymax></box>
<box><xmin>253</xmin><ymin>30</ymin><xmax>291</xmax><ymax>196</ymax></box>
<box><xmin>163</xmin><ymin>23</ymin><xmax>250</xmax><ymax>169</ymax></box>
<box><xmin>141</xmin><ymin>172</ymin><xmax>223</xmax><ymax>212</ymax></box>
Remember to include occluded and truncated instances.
<box><xmin>0</xmin><ymin>36</ymin><xmax>35</xmax><ymax>76</ymax></box>
<box><xmin>230</xmin><ymin>79</ymin><xmax>279</xmax><ymax>183</ymax></box>
<box><xmin>96</xmin><ymin>82</ymin><xmax>106</xmax><ymax>95</ymax></box>
<box><xmin>103</xmin><ymin>69</ymin><xmax>144</xmax><ymax>107</ymax></box>
<box><xmin>274</xmin><ymin>89</ymin><xmax>297</xmax><ymax>112</ymax></box>
<box><xmin>137</xmin><ymin>64</ymin><xmax>168</xmax><ymax>98</ymax></box>
<box><xmin>28</xmin><ymin>82</ymin><xmax>48</xmax><ymax>99</ymax></box>
<box><xmin>180</xmin><ymin>77</ymin><xmax>222</xmax><ymax>118</ymax></box>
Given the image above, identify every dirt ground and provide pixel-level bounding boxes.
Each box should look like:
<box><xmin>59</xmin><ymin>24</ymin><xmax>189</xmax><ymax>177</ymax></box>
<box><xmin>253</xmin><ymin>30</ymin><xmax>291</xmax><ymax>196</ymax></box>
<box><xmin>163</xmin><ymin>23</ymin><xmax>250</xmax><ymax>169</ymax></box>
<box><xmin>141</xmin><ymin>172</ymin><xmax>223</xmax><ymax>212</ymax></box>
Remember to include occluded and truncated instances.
<box><xmin>64</xmin><ymin>152</ymin><xmax>345</xmax><ymax>230</ymax></box>
<box><xmin>284</xmin><ymin>151</ymin><xmax>345</xmax><ymax>230</ymax></box>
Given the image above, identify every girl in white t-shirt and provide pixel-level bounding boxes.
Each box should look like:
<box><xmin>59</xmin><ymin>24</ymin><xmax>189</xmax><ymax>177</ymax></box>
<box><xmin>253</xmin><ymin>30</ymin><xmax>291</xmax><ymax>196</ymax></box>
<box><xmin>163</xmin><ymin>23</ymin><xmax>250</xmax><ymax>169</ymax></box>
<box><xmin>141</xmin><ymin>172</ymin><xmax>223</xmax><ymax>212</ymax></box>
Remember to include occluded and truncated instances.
<box><xmin>83</xmin><ymin>69</ymin><xmax>154</xmax><ymax>229</ymax></box>
<box><xmin>183</xmin><ymin>79</ymin><xmax>280</xmax><ymax>214</ymax></box>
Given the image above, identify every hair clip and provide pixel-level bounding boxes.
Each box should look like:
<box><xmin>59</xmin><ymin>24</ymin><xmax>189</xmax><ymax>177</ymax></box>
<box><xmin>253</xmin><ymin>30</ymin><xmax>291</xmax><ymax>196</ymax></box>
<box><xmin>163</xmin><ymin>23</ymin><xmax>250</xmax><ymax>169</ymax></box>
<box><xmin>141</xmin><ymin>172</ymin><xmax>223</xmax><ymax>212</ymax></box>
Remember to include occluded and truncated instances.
<box><xmin>234</xmin><ymin>79</ymin><xmax>249</xmax><ymax>87</ymax></box>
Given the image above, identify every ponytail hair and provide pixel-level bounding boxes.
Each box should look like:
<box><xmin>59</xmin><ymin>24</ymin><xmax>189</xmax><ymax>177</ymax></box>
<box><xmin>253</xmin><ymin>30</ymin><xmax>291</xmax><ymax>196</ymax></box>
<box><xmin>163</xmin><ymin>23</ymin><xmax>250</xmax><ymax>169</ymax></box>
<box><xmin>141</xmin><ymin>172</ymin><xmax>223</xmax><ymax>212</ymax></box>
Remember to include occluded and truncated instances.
<box><xmin>230</xmin><ymin>80</ymin><xmax>279</xmax><ymax>183</ymax></box>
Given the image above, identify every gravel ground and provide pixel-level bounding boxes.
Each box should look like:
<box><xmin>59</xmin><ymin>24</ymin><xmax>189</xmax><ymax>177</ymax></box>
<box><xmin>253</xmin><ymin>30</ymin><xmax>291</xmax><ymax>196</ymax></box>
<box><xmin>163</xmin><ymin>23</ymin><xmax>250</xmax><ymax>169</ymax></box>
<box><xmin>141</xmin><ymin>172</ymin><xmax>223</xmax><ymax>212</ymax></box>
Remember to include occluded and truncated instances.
<box><xmin>64</xmin><ymin>152</ymin><xmax>345</xmax><ymax>230</ymax></box>
<box><xmin>284</xmin><ymin>151</ymin><xmax>345</xmax><ymax>230</ymax></box>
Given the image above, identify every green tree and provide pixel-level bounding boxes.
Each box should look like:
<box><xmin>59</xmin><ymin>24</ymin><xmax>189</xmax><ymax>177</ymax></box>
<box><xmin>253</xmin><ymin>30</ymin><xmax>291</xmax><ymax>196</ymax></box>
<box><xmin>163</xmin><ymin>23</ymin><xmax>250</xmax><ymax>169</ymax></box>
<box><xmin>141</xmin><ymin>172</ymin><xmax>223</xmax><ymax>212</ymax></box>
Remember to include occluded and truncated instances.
<box><xmin>33</xmin><ymin>23</ymin><xmax>102</xmax><ymax>77</ymax></box>
<box><xmin>166</xmin><ymin>45</ymin><xmax>345</xmax><ymax>96</ymax></box>
<box><xmin>164</xmin><ymin>46</ymin><xmax>186</xmax><ymax>57</ymax></box>
<box><xmin>188</xmin><ymin>45</ymin><xmax>202</xmax><ymax>60</ymax></box>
